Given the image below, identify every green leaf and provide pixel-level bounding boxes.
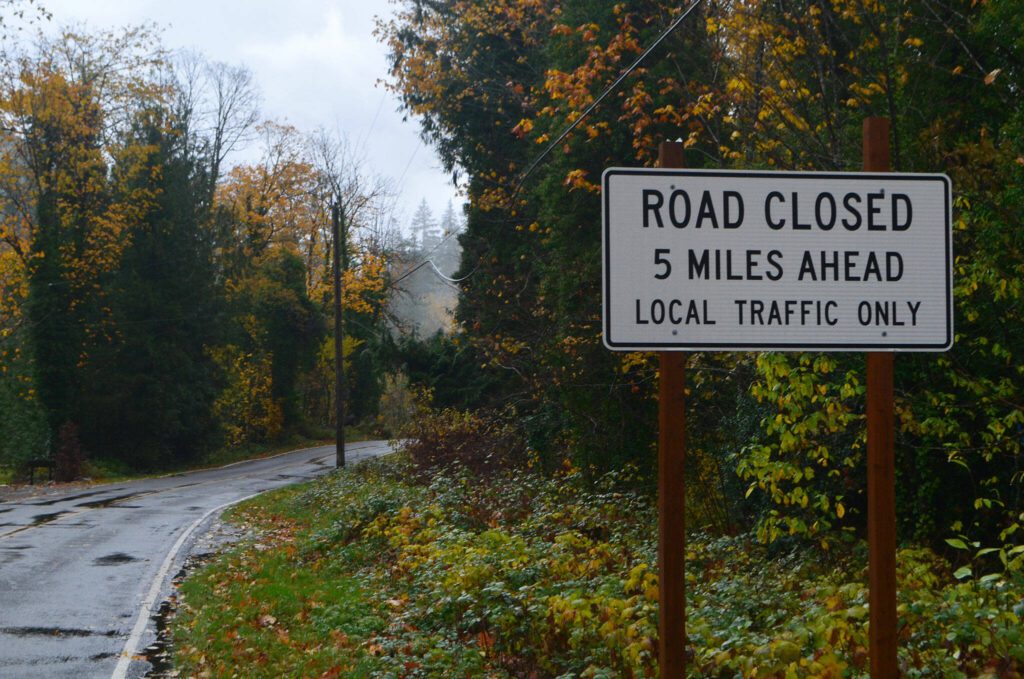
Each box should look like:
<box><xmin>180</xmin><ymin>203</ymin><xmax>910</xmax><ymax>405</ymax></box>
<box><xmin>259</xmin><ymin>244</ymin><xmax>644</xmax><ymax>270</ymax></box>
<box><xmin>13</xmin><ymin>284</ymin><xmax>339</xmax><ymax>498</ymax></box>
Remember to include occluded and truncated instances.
<box><xmin>953</xmin><ymin>565</ymin><xmax>972</xmax><ymax>579</ymax></box>
<box><xmin>945</xmin><ymin>538</ymin><xmax>969</xmax><ymax>550</ymax></box>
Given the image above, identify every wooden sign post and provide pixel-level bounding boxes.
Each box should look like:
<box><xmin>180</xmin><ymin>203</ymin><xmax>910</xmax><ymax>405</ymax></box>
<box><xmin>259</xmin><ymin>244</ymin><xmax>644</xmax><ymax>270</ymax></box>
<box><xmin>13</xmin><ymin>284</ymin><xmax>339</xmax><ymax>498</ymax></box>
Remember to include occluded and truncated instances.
<box><xmin>864</xmin><ymin>117</ymin><xmax>899</xmax><ymax>678</ymax></box>
<box><xmin>656</xmin><ymin>141</ymin><xmax>687</xmax><ymax>677</ymax></box>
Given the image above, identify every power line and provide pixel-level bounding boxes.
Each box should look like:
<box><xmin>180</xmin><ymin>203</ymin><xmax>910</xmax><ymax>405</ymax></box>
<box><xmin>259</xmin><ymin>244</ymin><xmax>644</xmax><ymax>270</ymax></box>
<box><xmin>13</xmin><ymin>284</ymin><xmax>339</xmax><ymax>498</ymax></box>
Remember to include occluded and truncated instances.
<box><xmin>391</xmin><ymin>2</ymin><xmax>706</xmax><ymax>291</ymax></box>
<box><xmin>396</xmin><ymin>138</ymin><xmax>421</xmax><ymax>187</ymax></box>
<box><xmin>387</xmin><ymin>216</ymin><xmax>469</xmax><ymax>288</ymax></box>
<box><xmin>425</xmin><ymin>258</ymin><xmax>475</xmax><ymax>284</ymax></box>
<box><xmin>509</xmin><ymin>0</ymin><xmax>705</xmax><ymax>203</ymax></box>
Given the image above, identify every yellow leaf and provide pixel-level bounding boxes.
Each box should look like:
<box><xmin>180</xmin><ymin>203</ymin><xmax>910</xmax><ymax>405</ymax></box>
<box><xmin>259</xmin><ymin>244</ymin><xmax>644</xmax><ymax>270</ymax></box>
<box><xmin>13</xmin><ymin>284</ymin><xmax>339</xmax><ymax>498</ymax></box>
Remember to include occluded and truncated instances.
<box><xmin>984</xmin><ymin>68</ymin><xmax>1002</xmax><ymax>85</ymax></box>
<box><xmin>836</xmin><ymin>503</ymin><xmax>846</xmax><ymax>519</ymax></box>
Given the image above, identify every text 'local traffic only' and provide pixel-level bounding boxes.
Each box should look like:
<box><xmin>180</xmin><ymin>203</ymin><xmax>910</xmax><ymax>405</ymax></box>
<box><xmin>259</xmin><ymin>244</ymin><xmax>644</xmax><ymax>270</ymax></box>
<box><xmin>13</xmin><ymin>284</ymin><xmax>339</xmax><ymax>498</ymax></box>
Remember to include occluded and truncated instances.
<box><xmin>602</xmin><ymin>169</ymin><xmax>952</xmax><ymax>351</ymax></box>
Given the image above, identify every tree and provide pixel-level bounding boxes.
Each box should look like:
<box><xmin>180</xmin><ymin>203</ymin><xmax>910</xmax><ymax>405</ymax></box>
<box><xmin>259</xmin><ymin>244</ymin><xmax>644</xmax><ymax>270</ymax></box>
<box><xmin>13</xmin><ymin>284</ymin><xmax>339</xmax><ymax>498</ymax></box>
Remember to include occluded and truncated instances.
<box><xmin>381</xmin><ymin>0</ymin><xmax>1024</xmax><ymax>556</ymax></box>
<box><xmin>171</xmin><ymin>51</ymin><xmax>260</xmax><ymax>209</ymax></box>
<box><xmin>0</xmin><ymin>0</ymin><xmax>49</xmax><ymax>36</ymax></box>
<box><xmin>379</xmin><ymin>0</ymin><xmax>719</xmax><ymax>466</ymax></box>
<box><xmin>304</xmin><ymin>127</ymin><xmax>396</xmax><ymax>424</ymax></box>
<box><xmin>215</xmin><ymin>121</ymin><xmax>318</xmax><ymax>263</ymax></box>
<box><xmin>433</xmin><ymin>200</ymin><xmax>463</xmax><ymax>277</ymax></box>
<box><xmin>408</xmin><ymin>198</ymin><xmax>437</xmax><ymax>249</ymax></box>
<box><xmin>212</xmin><ymin>123</ymin><xmax>395</xmax><ymax>434</ymax></box>
<box><xmin>230</xmin><ymin>249</ymin><xmax>323</xmax><ymax>434</ymax></box>
<box><xmin>0</xmin><ymin>27</ymin><xmax>167</xmax><ymax>468</ymax></box>
<box><xmin>78</xmin><ymin>107</ymin><xmax>224</xmax><ymax>468</ymax></box>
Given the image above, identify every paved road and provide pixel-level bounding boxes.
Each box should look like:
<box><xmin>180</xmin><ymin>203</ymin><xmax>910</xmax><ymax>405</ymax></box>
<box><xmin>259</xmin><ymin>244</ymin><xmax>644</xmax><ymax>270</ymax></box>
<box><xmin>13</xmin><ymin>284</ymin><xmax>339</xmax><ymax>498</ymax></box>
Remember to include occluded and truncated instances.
<box><xmin>0</xmin><ymin>441</ymin><xmax>396</xmax><ymax>678</ymax></box>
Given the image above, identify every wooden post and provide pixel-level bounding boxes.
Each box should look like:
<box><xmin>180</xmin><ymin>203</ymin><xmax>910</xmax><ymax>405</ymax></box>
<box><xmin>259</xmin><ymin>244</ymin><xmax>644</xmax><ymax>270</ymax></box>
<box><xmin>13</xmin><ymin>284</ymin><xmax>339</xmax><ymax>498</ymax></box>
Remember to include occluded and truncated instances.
<box><xmin>657</xmin><ymin>140</ymin><xmax>687</xmax><ymax>678</ymax></box>
<box><xmin>864</xmin><ymin>117</ymin><xmax>898</xmax><ymax>678</ymax></box>
<box><xmin>332</xmin><ymin>201</ymin><xmax>346</xmax><ymax>469</ymax></box>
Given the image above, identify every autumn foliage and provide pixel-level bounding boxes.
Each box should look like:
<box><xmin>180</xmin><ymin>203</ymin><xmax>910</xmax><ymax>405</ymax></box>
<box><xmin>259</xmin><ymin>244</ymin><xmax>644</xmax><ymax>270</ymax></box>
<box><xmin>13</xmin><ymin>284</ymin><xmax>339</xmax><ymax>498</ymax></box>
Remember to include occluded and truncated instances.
<box><xmin>0</xmin><ymin>24</ymin><xmax>393</xmax><ymax>474</ymax></box>
<box><xmin>380</xmin><ymin>0</ymin><xmax>1024</xmax><ymax>565</ymax></box>
<box><xmin>175</xmin><ymin>455</ymin><xmax>1024</xmax><ymax>677</ymax></box>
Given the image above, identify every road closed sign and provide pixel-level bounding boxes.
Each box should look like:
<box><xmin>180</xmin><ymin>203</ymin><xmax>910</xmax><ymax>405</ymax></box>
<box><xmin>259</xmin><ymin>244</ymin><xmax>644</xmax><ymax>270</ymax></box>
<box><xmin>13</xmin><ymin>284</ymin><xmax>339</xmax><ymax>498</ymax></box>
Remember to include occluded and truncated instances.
<box><xmin>602</xmin><ymin>169</ymin><xmax>952</xmax><ymax>351</ymax></box>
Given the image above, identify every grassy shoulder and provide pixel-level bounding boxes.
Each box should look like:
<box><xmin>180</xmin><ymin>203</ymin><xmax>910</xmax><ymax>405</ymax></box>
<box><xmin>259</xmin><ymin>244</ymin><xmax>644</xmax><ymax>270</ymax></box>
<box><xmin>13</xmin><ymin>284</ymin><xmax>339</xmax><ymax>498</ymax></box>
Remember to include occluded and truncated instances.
<box><xmin>171</xmin><ymin>455</ymin><xmax>1024</xmax><ymax>678</ymax></box>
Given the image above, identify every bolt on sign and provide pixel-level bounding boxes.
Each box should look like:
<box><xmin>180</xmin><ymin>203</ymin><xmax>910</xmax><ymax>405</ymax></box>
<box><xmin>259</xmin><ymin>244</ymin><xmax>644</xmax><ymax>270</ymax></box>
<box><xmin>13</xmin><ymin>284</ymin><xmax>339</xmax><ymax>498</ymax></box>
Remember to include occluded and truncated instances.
<box><xmin>602</xmin><ymin>169</ymin><xmax>952</xmax><ymax>351</ymax></box>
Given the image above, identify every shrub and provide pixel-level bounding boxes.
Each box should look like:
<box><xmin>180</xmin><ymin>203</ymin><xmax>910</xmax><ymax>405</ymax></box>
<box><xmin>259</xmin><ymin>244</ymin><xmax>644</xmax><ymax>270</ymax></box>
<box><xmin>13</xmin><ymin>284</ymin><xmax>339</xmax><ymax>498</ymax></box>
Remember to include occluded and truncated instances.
<box><xmin>377</xmin><ymin>371</ymin><xmax>418</xmax><ymax>437</ymax></box>
<box><xmin>175</xmin><ymin>454</ymin><xmax>1024</xmax><ymax>678</ymax></box>
<box><xmin>400</xmin><ymin>407</ymin><xmax>528</xmax><ymax>479</ymax></box>
<box><xmin>0</xmin><ymin>367</ymin><xmax>48</xmax><ymax>475</ymax></box>
<box><xmin>53</xmin><ymin>421</ymin><xmax>84</xmax><ymax>482</ymax></box>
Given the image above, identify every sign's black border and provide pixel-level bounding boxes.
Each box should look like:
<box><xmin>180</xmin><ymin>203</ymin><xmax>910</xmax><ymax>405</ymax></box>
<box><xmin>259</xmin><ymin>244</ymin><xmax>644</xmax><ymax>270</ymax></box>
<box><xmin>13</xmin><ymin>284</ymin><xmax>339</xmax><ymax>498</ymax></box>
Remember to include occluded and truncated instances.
<box><xmin>602</xmin><ymin>168</ymin><xmax>953</xmax><ymax>352</ymax></box>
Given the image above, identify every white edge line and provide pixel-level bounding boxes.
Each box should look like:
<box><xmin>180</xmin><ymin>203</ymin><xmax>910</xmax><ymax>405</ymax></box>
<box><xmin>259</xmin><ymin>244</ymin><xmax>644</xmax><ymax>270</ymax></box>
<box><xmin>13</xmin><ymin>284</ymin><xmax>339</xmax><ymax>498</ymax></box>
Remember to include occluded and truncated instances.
<box><xmin>109</xmin><ymin>442</ymin><xmax>398</xmax><ymax>678</ymax></box>
<box><xmin>110</xmin><ymin>491</ymin><xmax>261</xmax><ymax>679</ymax></box>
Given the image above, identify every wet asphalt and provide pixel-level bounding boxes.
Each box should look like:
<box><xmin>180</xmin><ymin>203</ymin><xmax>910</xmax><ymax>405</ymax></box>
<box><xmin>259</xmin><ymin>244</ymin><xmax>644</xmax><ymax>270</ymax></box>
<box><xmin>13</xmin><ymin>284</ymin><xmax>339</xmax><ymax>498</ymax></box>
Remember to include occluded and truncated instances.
<box><xmin>0</xmin><ymin>440</ymin><xmax>396</xmax><ymax>678</ymax></box>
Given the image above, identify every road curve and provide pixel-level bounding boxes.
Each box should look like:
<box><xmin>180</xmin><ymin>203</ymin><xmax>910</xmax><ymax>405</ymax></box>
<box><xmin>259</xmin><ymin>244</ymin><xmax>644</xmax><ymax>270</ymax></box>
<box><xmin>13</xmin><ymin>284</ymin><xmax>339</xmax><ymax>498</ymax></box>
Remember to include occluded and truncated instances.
<box><xmin>0</xmin><ymin>440</ymin><xmax>397</xmax><ymax>678</ymax></box>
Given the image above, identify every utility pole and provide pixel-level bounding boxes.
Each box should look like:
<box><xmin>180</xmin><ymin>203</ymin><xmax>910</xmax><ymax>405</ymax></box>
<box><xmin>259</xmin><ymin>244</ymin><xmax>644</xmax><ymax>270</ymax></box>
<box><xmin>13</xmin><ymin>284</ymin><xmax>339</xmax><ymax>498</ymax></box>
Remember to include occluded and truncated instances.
<box><xmin>332</xmin><ymin>201</ymin><xmax>346</xmax><ymax>468</ymax></box>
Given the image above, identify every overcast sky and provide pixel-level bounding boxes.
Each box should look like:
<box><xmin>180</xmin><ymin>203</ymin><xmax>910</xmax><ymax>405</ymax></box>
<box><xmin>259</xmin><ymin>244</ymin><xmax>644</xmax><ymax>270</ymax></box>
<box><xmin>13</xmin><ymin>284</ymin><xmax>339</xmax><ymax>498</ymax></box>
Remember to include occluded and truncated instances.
<box><xmin>36</xmin><ymin>0</ymin><xmax>461</xmax><ymax>230</ymax></box>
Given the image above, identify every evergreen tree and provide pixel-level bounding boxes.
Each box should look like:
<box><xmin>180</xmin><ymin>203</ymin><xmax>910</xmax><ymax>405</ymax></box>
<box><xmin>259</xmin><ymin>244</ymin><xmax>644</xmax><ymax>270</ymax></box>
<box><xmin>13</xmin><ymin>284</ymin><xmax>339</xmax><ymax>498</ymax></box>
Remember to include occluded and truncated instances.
<box><xmin>80</xmin><ymin>111</ymin><xmax>225</xmax><ymax>468</ymax></box>
<box><xmin>250</xmin><ymin>249</ymin><xmax>323</xmax><ymax>432</ymax></box>
<box><xmin>408</xmin><ymin>198</ymin><xmax>438</xmax><ymax>249</ymax></box>
<box><xmin>435</xmin><ymin>200</ymin><xmax>463</xmax><ymax>276</ymax></box>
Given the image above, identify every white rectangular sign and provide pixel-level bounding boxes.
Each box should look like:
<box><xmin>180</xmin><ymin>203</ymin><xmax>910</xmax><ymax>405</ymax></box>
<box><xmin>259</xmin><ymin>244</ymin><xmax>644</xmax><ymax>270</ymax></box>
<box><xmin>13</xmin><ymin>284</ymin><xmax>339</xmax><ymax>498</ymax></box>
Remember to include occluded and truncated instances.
<box><xmin>603</xmin><ymin>169</ymin><xmax>952</xmax><ymax>351</ymax></box>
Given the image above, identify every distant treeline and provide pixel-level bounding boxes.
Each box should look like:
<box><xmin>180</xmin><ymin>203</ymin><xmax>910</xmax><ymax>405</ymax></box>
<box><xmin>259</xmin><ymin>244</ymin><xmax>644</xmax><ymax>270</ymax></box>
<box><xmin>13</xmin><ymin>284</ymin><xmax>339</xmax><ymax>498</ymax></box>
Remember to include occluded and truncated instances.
<box><xmin>0</xmin><ymin>24</ymin><xmax>399</xmax><ymax>475</ymax></box>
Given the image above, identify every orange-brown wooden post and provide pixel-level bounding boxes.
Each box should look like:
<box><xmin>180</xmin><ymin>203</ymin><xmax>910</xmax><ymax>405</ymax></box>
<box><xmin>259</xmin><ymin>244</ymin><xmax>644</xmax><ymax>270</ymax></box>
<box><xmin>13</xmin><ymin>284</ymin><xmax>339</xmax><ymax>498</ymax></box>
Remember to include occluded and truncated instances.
<box><xmin>657</xmin><ymin>140</ymin><xmax>687</xmax><ymax>678</ymax></box>
<box><xmin>864</xmin><ymin>117</ymin><xmax>899</xmax><ymax>678</ymax></box>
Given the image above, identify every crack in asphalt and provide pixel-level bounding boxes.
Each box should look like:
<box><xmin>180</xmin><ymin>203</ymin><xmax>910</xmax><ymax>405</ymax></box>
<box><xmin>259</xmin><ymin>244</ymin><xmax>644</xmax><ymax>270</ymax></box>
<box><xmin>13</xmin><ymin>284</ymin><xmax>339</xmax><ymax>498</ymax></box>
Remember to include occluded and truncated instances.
<box><xmin>76</xmin><ymin>492</ymin><xmax>154</xmax><ymax>509</ymax></box>
<box><xmin>28</xmin><ymin>490</ymin><xmax>109</xmax><ymax>507</ymax></box>
<box><xmin>31</xmin><ymin>511</ymin><xmax>70</xmax><ymax>525</ymax></box>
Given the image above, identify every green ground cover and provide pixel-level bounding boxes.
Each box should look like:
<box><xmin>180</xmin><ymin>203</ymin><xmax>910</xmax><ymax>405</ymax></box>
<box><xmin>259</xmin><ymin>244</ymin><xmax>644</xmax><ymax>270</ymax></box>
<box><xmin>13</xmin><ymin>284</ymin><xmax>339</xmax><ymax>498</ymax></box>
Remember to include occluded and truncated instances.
<box><xmin>171</xmin><ymin>455</ymin><xmax>1024</xmax><ymax>678</ymax></box>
